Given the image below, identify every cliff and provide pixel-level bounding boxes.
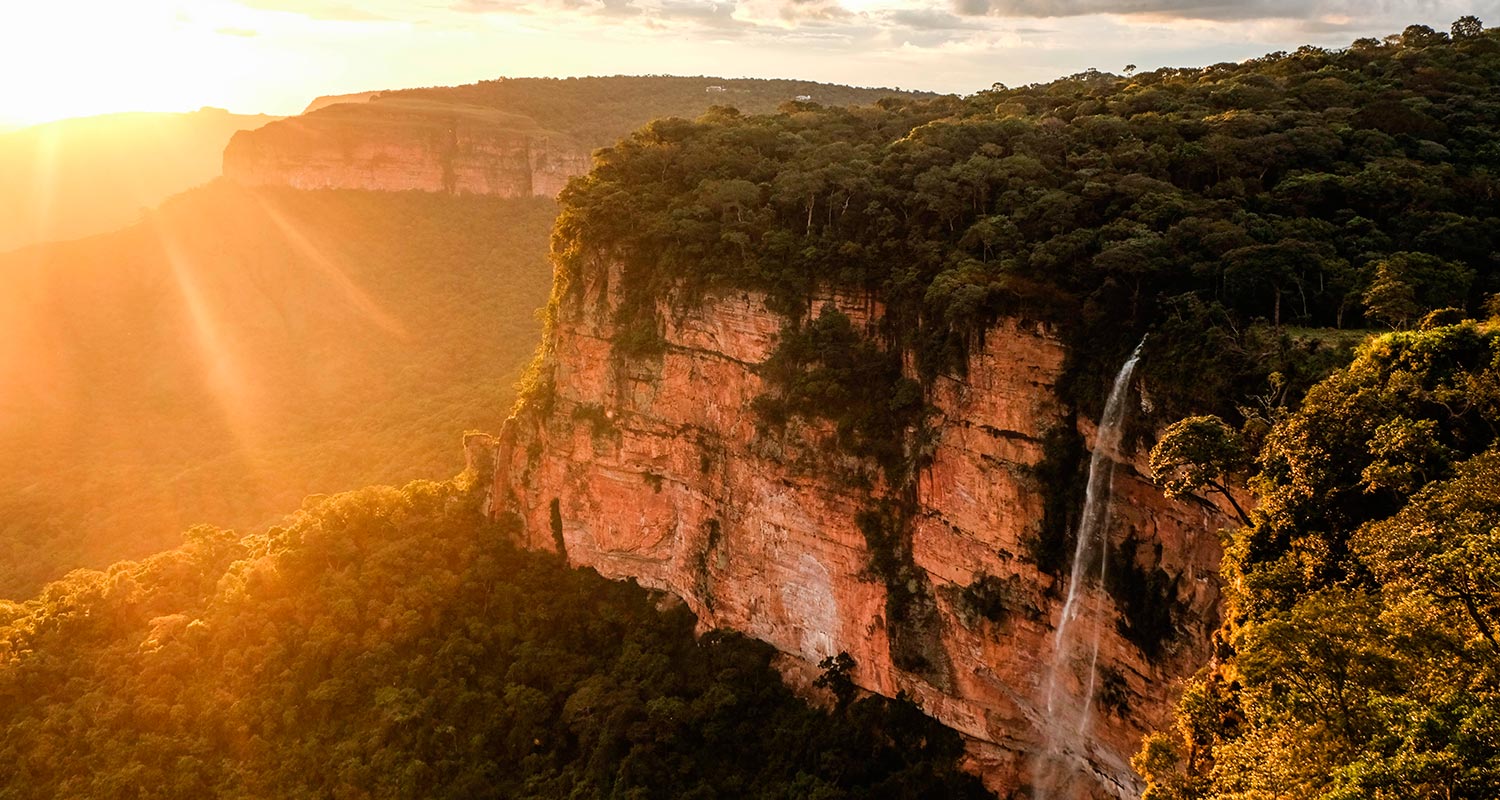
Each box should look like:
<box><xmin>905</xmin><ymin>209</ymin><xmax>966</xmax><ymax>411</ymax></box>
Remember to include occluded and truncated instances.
<box><xmin>483</xmin><ymin>260</ymin><xmax>1238</xmax><ymax>797</ymax></box>
<box><xmin>302</xmin><ymin>91</ymin><xmax>381</xmax><ymax>114</ymax></box>
<box><xmin>223</xmin><ymin>98</ymin><xmax>589</xmax><ymax>197</ymax></box>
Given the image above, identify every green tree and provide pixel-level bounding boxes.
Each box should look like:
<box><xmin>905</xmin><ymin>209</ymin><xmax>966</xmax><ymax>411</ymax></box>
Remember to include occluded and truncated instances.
<box><xmin>1451</xmin><ymin>15</ymin><xmax>1484</xmax><ymax>40</ymax></box>
<box><xmin>1143</xmin><ymin>322</ymin><xmax>1500</xmax><ymax>800</ymax></box>
<box><xmin>1364</xmin><ymin>252</ymin><xmax>1476</xmax><ymax>330</ymax></box>
<box><xmin>1356</xmin><ymin>450</ymin><xmax>1500</xmax><ymax>647</ymax></box>
<box><xmin>1149</xmin><ymin>415</ymin><xmax>1254</xmax><ymax>525</ymax></box>
<box><xmin>1364</xmin><ymin>261</ymin><xmax>1421</xmax><ymax>328</ymax></box>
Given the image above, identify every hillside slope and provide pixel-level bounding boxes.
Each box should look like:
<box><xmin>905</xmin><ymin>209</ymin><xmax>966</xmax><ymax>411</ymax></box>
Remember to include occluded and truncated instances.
<box><xmin>1140</xmin><ymin>319</ymin><xmax>1500</xmax><ymax>799</ymax></box>
<box><xmin>0</xmin><ymin>182</ymin><xmax>555</xmax><ymax>596</ymax></box>
<box><xmin>0</xmin><ymin>108</ymin><xmax>278</xmax><ymax>252</ymax></box>
<box><xmin>385</xmin><ymin>75</ymin><xmax>937</xmax><ymax>149</ymax></box>
<box><xmin>2</xmin><ymin>78</ymin><xmax>932</xmax><ymax>597</ymax></box>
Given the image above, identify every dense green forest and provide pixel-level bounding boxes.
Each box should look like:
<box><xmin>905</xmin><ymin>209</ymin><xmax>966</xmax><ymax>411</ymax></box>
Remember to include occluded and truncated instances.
<box><xmin>1139</xmin><ymin>318</ymin><xmax>1500</xmax><ymax>799</ymax></box>
<box><xmin>385</xmin><ymin>76</ymin><xmax>932</xmax><ymax>149</ymax></box>
<box><xmin>549</xmin><ymin>20</ymin><xmax>1500</xmax><ymax>421</ymax></box>
<box><xmin>0</xmin><ymin>475</ymin><xmax>988</xmax><ymax>799</ymax></box>
<box><xmin>0</xmin><ymin>183</ymin><xmax>555</xmax><ymax>596</ymax></box>
<box><xmin>529</xmin><ymin>20</ymin><xmax>1500</xmax><ymax>797</ymax></box>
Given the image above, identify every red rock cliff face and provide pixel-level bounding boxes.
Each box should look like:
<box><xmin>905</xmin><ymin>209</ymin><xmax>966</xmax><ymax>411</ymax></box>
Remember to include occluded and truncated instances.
<box><xmin>223</xmin><ymin>100</ymin><xmax>589</xmax><ymax>197</ymax></box>
<box><xmin>487</xmin><ymin>259</ymin><xmax>1234</xmax><ymax>797</ymax></box>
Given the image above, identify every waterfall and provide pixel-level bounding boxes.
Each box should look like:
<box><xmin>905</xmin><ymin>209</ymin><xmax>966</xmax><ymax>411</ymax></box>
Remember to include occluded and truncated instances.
<box><xmin>1034</xmin><ymin>337</ymin><xmax>1146</xmax><ymax>799</ymax></box>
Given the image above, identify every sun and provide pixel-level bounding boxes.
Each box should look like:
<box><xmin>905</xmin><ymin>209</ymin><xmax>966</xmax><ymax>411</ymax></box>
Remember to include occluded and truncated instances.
<box><xmin>0</xmin><ymin>0</ymin><xmax>279</xmax><ymax>126</ymax></box>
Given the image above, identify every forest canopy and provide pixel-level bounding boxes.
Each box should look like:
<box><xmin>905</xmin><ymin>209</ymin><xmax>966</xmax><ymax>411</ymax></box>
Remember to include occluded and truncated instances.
<box><xmin>1138</xmin><ymin>317</ymin><xmax>1500</xmax><ymax>800</ymax></box>
<box><xmin>550</xmin><ymin>21</ymin><xmax>1500</xmax><ymax>419</ymax></box>
<box><xmin>0</xmin><ymin>477</ymin><xmax>989</xmax><ymax>800</ymax></box>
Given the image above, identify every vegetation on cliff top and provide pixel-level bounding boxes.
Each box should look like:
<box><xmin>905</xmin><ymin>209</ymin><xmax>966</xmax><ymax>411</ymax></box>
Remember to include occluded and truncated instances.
<box><xmin>551</xmin><ymin>22</ymin><xmax>1500</xmax><ymax>422</ymax></box>
<box><xmin>519</xmin><ymin>22</ymin><xmax>1500</xmax><ymax>793</ymax></box>
<box><xmin>389</xmin><ymin>76</ymin><xmax>932</xmax><ymax>149</ymax></box>
<box><xmin>533</xmin><ymin>20</ymin><xmax>1500</xmax><ymax>676</ymax></box>
<box><xmin>0</xmin><ymin>477</ymin><xmax>989</xmax><ymax>799</ymax></box>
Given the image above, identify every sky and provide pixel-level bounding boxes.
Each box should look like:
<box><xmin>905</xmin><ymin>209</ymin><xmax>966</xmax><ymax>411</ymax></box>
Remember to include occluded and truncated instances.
<box><xmin>1</xmin><ymin>0</ymin><xmax>1496</xmax><ymax>126</ymax></box>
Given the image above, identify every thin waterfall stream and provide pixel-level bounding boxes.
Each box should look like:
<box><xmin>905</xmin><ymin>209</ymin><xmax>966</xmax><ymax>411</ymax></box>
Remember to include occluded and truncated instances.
<box><xmin>1034</xmin><ymin>336</ymin><xmax>1146</xmax><ymax>799</ymax></box>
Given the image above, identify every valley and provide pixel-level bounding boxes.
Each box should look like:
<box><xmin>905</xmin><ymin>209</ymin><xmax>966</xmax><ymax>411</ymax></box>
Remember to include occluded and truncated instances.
<box><xmin>3</xmin><ymin>22</ymin><xmax>1500</xmax><ymax>800</ymax></box>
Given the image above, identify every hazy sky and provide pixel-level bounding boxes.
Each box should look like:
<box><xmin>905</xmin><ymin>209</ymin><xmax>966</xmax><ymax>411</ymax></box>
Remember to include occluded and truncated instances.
<box><xmin>2</xmin><ymin>0</ymin><xmax>1496</xmax><ymax>125</ymax></box>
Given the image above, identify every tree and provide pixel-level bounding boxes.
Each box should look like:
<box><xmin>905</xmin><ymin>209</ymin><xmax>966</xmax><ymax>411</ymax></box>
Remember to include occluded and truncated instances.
<box><xmin>1400</xmin><ymin>24</ymin><xmax>1449</xmax><ymax>48</ymax></box>
<box><xmin>1363</xmin><ymin>261</ymin><xmax>1420</xmax><ymax>329</ymax></box>
<box><xmin>814</xmin><ymin>652</ymin><xmax>859</xmax><ymax>709</ymax></box>
<box><xmin>1223</xmin><ymin>241</ymin><xmax>1325</xmax><ymax>327</ymax></box>
<box><xmin>1149</xmin><ymin>415</ymin><xmax>1253</xmax><ymax>525</ymax></box>
<box><xmin>1363</xmin><ymin>253</ymin><xmax>1474</xmax><ymax>329</ymax></box>
<box><xmin>1356</xmin><ymin>450</ymin><xmax>1500</xmax><ymax>647</ymax></box>
<box><xmin>1451</xmin><ymin>15</ymin><xmax>1484</xmax><ymax>40</ymax></box>
<box><xmin>1360</xmin><ymin>416</ymin><xmax>1453</xmax><ymax>493</ymax></box>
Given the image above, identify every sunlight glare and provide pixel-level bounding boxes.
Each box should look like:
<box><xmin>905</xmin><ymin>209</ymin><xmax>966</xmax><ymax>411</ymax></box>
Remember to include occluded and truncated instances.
<box><xmin>252</xmin><ymin>193</ymin><xmax>409</xmax><ymax>339</ymax></box>
<box><xmin>0</xmin><ymin>1</ymin><xmax>277</xmax><ymax>125</ymax></box>
<box><xmin>150</xmin><ymin>219</ymin><xmax>261</xmax><ymax>457</ymax></box>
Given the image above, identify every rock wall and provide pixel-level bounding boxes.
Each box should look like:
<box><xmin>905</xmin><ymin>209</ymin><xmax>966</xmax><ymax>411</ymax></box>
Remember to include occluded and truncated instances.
<box><xmin>222</xmin><ymin>100</ymin><xmax>590</xmax><ymax>198</ymax></box>
<box><xmin>486</xmin><ymin>258</ymin><xmax>1235</xmax><ymax>797</ymax></box>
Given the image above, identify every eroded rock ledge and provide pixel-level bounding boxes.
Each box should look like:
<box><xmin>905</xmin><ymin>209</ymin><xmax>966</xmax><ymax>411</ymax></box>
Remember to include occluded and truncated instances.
<box><xmin>223</xmin><ymin>99</ymin><xmax>589</xmax><ymax>197</ymax></box>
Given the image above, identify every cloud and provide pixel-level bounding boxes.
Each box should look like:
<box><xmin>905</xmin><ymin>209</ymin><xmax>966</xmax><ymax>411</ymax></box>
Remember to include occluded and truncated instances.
<box><xmin>951</xmin><ymin>0</ymin><xmax>1490</xmax><ymax>23</ymax></box>
<box><xmin>658</xmin><ymin>0</ymin><xmax>746</xmax><ymax>28</ymax></box>
<box><xmin>599</xmin><ymin>0</ymin><xmax>645</xmax><ymax>17</ymax></box>
<box><xmin>454</xmin><ymin>0</ymin><xmax>766</xmax><ymax>34</ymax></box>
<box><xmin>886</xmin><ymin>7</ymin><xmax>971</xmax><ymax>29</ymax></box>
<box><xmin>454</xmin><ymin>0</ymin><xmax>716</xmax><ymax>21</ymax></box>
<box><xmin>450</xmin><ymin>0</ymin><xmax>526</xmax><ymax>12</ymax></box>
<box><xmin>435</xmin><ymin>0</ymin><xmax>1500</xmax><ymax>80</ymax></box>
<box><xmin>777</xmin><ymin>0</ymin><xmax>855</xmax><ymax>22</ymax></box>
<box><xmin>235</xmin><ymin>0</ymin><xmax>390</xmax><ymax>22</ymax></box>
<box><xmin>216</xmin><ymin>26</ymin><xmax>261</xmax><ymax>37</ymax></box>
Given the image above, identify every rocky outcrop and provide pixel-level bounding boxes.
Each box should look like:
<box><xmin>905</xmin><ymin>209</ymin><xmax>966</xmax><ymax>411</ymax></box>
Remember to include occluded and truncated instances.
<box><xmin>484</xmin><ymin>259</ymin><xmax>1235</xmax><ymax>797</ymax></box>
<box><xmin>223</xmin><ymin>99</ymin><xmax>590</xmax><ymax>198</ymax></box>
<box><xmin>301</xmin><ymin>91</ymin><xmax>381</xmax><ymax>114</ymax></box>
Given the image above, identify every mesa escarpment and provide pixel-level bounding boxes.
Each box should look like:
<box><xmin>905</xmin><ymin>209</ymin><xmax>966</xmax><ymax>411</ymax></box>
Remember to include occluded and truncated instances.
<box><xmin>223</xmin><ymin>99</ymin><xmax>589</xmax><ymax>197</ymax></box>
<box><xmin>483</xmin><ymin>257</ymin><xmax>1236</xmax><ymax>797</ymax></box>
<box><xmin>223</xmin><ymin>78</ymin><xmax>927</xmax><ymax>198</ymax></box>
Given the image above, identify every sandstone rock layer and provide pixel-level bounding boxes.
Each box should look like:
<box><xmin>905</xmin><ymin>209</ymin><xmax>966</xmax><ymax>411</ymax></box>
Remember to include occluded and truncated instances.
<box><xmin>223</xmin><ymin>99</ymin><xmax>589</xmax><ymax>197</ymax></box>
<box><xmin>488</xmin><ymin>260</ymin><xmax>1234</xmax><ymax>797</ymax></box>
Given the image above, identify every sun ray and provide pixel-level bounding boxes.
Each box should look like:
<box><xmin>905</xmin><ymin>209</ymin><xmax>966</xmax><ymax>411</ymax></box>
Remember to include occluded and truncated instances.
<box><xmin>249</xmin><ymin>190</ymin><xmax>409</xmax><ymax>339</ymax></box>
<box><xmin>24</xmin><ymin>126</ymin><xmax>62</xmax><ymax>247</ymax></box>
<box><xmin>147</xmin><ymin>216</ymin><xmax>266</xmax><ymax>468</ymax></box>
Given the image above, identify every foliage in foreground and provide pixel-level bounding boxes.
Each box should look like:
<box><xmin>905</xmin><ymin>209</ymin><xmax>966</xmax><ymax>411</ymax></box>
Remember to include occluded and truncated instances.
<box><xmin>1139</xmin><ymin>319</ymin><xmax>1500</xmax><ymax>799</ymax></box>
<box><xmin>0</xmin><ymin>479</ymin><xmax>990</xmax><ymax>800</ymax></box>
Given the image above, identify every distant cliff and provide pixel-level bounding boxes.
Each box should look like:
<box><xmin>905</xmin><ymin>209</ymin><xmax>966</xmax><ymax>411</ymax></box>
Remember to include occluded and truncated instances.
<box><xmin>223</xmin><ymin>99</ymin><xmax>590</xmax><ymax>197</ymax></box>
<box><xmin>302</xmin><ymin>91</ymin><xmax>381</xmax><ymax>114</ymax></box>
<box><xmin>225</xmin><ymin>78</ymin><xmax>927</xmax><ymax>197</ymax></box>
<box><xmin>481</xmin><ymin>260</ymin><xmax>1238</xmax><ymax>797</ymax></box>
